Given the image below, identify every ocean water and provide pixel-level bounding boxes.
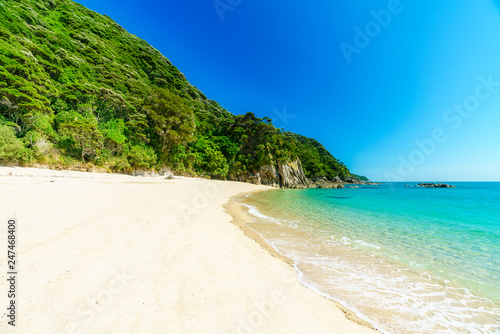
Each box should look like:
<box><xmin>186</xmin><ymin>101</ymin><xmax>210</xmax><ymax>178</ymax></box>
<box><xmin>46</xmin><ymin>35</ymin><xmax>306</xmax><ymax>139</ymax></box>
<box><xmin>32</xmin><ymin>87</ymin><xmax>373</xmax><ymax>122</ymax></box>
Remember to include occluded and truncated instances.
<box><xmin>239</xmin><ymin>182</ymin><xmax>500</xmax><ymax>334</ymax></box>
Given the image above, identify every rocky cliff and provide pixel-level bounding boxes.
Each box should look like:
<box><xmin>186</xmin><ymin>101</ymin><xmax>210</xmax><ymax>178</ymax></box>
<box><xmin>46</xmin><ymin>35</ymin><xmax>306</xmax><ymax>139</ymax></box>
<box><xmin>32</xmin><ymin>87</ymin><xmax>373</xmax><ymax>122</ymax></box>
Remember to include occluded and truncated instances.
<box><xmin>226</xmin><ymin>156</ymin><xmax>382</xmax><ymax>189</ymax></box>
<box><xmin>227</xmin><ymin>159</ymin><xmax>310</xmax><ymax>188</ymax></box>
<box><xmin>230</xmin><ymin>158</ymin><xmax>349</xmax><ymax>189</ymax></box>
<box><xmin>258</xmin><ymin>164</ymin><xmax>281</xmax><ymax>188</ymax></box>
<box><xmin>277</xmin><ymin>159</ymin><xmax>310</xmax><ymax>188</ymax></box>
<box><xmin>224</xmin><ymin>158</ymin><xmax>382</xmax><ymax>189</ymax></box>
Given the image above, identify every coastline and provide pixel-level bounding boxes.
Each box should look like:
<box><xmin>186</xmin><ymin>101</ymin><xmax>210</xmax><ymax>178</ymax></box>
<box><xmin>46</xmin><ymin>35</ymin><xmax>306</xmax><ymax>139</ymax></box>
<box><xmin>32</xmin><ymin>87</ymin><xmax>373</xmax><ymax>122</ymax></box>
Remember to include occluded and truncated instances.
<box><xmin>224</xmin><ymin>193</ymin><xmax>378</xmax><ymax>332</ymax></box>
<box><xmin>0</xmin><ymin>166</ymin><xmax>377</xmax><ymax>334</ymax></box>
<box><xmin>227</xmin><ymin>185</ymin><xmax>500</xmax><ymax>334</ymax></box>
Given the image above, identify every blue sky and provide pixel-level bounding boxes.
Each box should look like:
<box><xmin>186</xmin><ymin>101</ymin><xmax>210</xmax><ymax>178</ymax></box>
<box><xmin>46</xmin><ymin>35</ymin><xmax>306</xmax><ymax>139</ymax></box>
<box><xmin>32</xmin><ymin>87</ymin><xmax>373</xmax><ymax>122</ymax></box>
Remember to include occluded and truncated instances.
<box><xmin>75</xmin><ymin>0</ymin><xmax>500</xmax><ymax>181</ymax></box>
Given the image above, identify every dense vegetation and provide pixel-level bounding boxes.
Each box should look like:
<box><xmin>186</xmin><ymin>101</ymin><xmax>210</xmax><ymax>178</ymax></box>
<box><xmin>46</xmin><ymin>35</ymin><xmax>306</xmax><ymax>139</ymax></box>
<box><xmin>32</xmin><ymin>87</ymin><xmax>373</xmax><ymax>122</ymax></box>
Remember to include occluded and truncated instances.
<box><xmin>350</xmin><ymin>174</ymin><xmax>369</xmax><ymax>181</ymax></box>
<box><xmin>0</xmin><ymin>0</ymin><xmax>354</xmax><ymax>181</ymax></box>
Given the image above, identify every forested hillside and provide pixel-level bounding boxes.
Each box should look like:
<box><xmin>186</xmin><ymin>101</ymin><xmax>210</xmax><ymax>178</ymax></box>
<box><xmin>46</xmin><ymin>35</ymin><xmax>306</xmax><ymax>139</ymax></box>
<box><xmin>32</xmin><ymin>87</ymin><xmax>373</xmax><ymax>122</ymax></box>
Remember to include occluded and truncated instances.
<box><xmin>0</xmin><ymin>0</ymin><xmax>354</xmax><ymax>181</ymax></box>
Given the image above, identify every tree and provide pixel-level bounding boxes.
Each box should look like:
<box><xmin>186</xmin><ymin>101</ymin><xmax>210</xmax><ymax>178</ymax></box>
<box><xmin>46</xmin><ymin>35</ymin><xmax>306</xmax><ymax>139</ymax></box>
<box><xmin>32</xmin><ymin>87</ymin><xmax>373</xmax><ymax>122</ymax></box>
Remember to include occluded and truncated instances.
<box><xmin>0</xmin><ymin>99</ymin><xmax>39</xmax><ymax>136</ymax></box>
<box><xmin>142</xmin><ymin>88</ymin><xmax>195</xmax><ymax>160</ymax></box>
<box><xmin>100</xmin><ymin>119</ymin><xmax>127</xmax><ymax>154</ymax></box>
<box><xmin>56</xmin><ymin>111</ymin><xmax>103</xmax><ymax>163</ymax></box>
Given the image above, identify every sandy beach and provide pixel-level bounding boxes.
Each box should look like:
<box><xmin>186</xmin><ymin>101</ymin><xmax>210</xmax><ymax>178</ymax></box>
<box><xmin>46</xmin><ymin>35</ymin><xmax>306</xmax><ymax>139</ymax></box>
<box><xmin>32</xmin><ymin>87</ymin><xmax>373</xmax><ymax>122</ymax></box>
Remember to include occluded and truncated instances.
<box><xmin>0</xmin><ymin>167</ymin><xmax>377</xmax><ymax>334</ymax></box>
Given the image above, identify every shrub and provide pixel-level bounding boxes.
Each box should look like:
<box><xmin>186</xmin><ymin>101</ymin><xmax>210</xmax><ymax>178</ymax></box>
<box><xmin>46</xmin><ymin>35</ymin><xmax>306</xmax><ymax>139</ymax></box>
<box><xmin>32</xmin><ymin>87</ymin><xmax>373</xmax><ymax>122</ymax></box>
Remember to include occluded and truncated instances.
<box><xmin>127</xmin><ymin>144</ymin><xmax>157</xmax><ymax>169</ymax></box>
<box><xmin>0</xmin><ymin>124</ymin><xmax>24</xmax><ymax>162</ymax></box>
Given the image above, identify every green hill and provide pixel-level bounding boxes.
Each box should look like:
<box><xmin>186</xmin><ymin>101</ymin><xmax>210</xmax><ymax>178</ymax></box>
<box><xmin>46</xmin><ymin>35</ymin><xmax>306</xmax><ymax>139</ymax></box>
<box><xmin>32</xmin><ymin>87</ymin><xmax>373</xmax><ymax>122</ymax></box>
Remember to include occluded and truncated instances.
<box><xmin>0</xmin><ymin>0</ymin><xmax>353</xmax><ymax>181</ymax></box>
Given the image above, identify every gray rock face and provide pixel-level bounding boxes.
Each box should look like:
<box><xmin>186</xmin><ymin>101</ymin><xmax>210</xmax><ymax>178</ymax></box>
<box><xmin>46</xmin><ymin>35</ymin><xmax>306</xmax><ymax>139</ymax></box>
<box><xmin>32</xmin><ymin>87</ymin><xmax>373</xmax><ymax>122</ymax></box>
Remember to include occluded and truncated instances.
<box><xmin>228</xmin><ymin>173</ymin><xmax>251</xmax><ymax>183</ymax></box>
<box><xmin>230</xmin><ymin>158</ymin><xmax>360</xmax><ymax>189</ymax></box>
<box><xmin>133</xmin><ymin>168</ymin><xmax>160</xmax><ymax>177</ymax></box>
<box><xmin>248</xmin><ymin>173</ymin><xmax>261</xmax><ymax>185</ymax></box>
<box><xmin>312</xmin><ymin>177</ymin><xmax>344</xmax><ymax>189</ymax></box>
<box><xmin>259</xmin><ymin>164</ymin><xmax>281</xmax><ymax>188</ymax></box>
<box><xmin>333</xmin><ymin>176</ymin><xmax>343</xmax><ymax>183</ymax></box>
<box><xmin>244</xmin><ymin>159</ymin><xmax>311</xmax><ymax>188</ymax></box>
<box><xmin>244</xmin><ymin>159</ymin><xmax>351</xmax><ymax>189</ymax></box>
<box><xmin>132</xmin><ymin>167</ymin><xmax>172</xmax><ymax>177</ymax></box>
<box><xmin>277</xmin><ymin>159</ymin><xmax>310</xmax><ymax>189</ymax></box>
<box><xmin>344</xmin><ymin>176</ymin><xmax>368</xmax><ymax>184</ymax></box>
<box><xmin>417</xmin><ymin>183</ymin><xmax>456</xmax><ymax>188</ymax></box>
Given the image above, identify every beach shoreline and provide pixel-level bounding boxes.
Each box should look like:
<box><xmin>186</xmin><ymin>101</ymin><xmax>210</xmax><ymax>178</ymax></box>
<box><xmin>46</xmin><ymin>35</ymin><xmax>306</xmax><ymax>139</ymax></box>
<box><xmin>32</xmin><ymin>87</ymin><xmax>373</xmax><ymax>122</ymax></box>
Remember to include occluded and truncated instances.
<box><xmin>0</xmin><ymin>166</ymin><xmax>378</xmax><ymax>333</ymax></box>
<box><xmin>228</xmin><ymin>184</ymin><xmax>500</xmax><ymax>334</ymax></box>
<box><xmin>224</xmin><ymin>193</ymin><xmax>377</xmax><ymax>332</ymax></box>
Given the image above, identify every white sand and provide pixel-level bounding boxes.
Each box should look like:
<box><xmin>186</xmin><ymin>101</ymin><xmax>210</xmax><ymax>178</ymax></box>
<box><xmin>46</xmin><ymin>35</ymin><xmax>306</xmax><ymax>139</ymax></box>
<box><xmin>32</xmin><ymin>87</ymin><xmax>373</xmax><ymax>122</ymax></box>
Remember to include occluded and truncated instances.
<box><xmin>0</xmin><ymin>166</ymin><xmax>377</xmax><ymax>334</ymax></box>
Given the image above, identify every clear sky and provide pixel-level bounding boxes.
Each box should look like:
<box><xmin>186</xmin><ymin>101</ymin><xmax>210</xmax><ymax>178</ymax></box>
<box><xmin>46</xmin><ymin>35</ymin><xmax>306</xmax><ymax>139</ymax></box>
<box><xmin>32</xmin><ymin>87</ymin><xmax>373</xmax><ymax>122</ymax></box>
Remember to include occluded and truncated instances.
<box><xmin>75</xmin><ymin>0</ymin><xmax>500</xmax><ymax>181</ymax></box>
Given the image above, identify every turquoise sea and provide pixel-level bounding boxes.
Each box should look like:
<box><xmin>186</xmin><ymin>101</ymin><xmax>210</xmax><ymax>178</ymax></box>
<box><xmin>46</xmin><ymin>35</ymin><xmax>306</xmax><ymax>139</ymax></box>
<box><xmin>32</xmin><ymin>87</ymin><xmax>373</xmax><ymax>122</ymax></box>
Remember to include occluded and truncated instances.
<box><xmin>239</xmin><ymin>182</ymin><xmax>500</xmax><ymax>334</ymax></box>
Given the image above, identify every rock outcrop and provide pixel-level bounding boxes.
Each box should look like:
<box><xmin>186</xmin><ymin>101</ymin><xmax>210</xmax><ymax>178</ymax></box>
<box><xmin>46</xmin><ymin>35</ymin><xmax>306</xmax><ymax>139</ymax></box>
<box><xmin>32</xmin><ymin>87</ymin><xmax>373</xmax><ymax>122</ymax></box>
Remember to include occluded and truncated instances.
<box><xmin>229</xmin><ymin>158</ymin><xmax>384</xmax><ymax>189</ymax></box>
<box><xmin>132</xmin><ymin>167</ymin><xmax>171</xmax><ymax>177</ymax></box>
<box><xmin>259</xmin><ymin>164</ymin><xmax>280</xmax><ymax>187</ymax></box>
<box><xmin>343</xmin><ymin>176</ymin><xmax>362</xmax><ymax>184</ymax></box>
<box><xmin>247</xmin><ymin>159</ymin><xmax>311</xmax><ymax>188</ymax></box>
<box><xmin>311</xmin><ymin>176</ymin><xmax>344</xmax><ymax>189</ymax></box>
<box><xmin>277</xmin><ymin>159</ymin><xmax>310</xmax><ymax>188</ymax></box>
<box><xmin>417</xmin><ymin>183</ymin><xmax>456</xmax><ymax>188</ymax></box>
<box><xmin>235</xmin><ymin>158</ymin><xmax>349</xmax><ymax>189</ymax></box>
<box><xmin>342</xmin><ymin>175</ymin><xmax>382</xmax><ymax>186</ymax></box>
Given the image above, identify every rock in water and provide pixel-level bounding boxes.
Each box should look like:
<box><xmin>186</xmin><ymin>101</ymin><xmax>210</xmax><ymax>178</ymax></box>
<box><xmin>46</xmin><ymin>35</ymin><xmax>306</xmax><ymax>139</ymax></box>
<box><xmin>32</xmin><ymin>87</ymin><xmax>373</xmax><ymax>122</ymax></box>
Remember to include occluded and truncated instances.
<box><xmin>416</xmin><ymin>183</ymin><xmax>456</xmax><ymax>188</ymax></box>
